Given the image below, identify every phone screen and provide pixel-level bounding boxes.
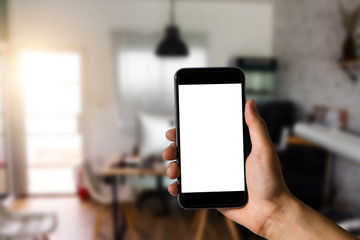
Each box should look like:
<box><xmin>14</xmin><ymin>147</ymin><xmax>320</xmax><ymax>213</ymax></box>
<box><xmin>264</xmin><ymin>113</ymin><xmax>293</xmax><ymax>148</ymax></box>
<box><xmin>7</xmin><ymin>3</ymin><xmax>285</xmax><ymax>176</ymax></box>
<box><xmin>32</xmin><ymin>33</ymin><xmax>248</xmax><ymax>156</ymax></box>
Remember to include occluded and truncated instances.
<box><xmin>178</xmin><ymin>83</ymin><xmax>245</xmax><ymax>193</ymax></box>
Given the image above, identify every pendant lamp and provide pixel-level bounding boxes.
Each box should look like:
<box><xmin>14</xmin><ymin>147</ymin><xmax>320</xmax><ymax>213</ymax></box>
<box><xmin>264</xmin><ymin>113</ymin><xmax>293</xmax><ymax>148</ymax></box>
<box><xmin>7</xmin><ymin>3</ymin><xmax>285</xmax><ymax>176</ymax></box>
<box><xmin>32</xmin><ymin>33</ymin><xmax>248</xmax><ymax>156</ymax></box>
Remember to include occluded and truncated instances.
<box><xmin>156</xmin><ymin>0</ymin><xmax>189</xmax><ymax>57</ymax></box>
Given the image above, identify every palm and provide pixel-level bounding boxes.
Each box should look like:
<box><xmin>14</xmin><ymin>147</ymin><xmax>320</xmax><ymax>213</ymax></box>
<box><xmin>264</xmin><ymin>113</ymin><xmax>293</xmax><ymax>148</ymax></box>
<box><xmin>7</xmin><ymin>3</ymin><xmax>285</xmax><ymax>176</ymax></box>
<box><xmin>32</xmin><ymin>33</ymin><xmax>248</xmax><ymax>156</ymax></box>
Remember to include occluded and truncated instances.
<box><xmin>219</xmin><ymin>149</ymin><xmax>289</xmax><ymax>235</ymax></box>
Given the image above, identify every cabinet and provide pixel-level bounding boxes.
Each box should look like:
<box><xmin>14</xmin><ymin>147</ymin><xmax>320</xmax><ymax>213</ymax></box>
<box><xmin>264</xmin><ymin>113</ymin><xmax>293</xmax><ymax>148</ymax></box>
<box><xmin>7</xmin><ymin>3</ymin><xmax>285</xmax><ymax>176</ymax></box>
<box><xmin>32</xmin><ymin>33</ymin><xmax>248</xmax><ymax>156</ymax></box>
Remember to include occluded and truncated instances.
<box><xmin>231</xmin><ymin>57</ymin><xmax>277</xmax><ymax>102</ymax></box>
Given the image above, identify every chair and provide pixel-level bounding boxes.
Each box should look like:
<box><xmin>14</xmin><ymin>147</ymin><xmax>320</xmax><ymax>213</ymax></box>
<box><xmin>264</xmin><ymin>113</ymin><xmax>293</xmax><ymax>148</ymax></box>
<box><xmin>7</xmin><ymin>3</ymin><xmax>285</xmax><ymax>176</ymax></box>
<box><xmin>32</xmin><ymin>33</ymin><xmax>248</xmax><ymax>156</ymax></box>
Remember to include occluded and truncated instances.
<box><xmin>258</xmin><ymin>101</ymin><xmax>328</xmax><ymax>210</ymax></box>
<box><xmin>81</xmin><ymin>161</ymin><xmax>138</xmax><ymax>240</ymax></box>
<box><xmin>192</xmin><ymin>210</ymin><xmax>241</xmax><ymax>240</ymax></box>
<box><xmin>0</xmin><ymin>200</ymin><xmax>57</xmax><ymax>240</ymax></box>
<box><xmin>257</xmin><ymin>101</ymin><xmax>295</xmax><ymax>150</ymax></box>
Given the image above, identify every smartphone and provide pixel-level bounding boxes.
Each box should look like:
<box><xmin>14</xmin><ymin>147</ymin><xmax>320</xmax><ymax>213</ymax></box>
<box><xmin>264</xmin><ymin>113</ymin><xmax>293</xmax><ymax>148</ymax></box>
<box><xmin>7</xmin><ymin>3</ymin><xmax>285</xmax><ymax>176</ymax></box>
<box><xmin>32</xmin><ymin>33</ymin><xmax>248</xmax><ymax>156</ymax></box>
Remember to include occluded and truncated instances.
<box><xmin>174</xmin><ymin>67</ymin><xmax>249</xmax><ymax>209</ymax></box>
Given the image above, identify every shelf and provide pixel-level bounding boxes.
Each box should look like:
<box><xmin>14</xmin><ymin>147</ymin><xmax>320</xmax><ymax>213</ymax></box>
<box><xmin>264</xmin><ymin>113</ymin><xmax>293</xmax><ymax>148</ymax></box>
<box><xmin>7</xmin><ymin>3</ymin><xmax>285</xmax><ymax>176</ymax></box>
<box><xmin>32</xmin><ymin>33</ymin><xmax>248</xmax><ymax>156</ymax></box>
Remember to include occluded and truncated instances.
<box><xmin>339</xmin><ymin>60</ymin><xmax>360</xmax><ymax>67</ymax></box>
<box><xmin>339</xmin><ymin>60</ymin><xmax>360</xmax><ymax>83</ymax></box>
<box><xmin>294</xmin><ymin>122</ymin><xmax>360</xmax><ymax>163</ymax></box>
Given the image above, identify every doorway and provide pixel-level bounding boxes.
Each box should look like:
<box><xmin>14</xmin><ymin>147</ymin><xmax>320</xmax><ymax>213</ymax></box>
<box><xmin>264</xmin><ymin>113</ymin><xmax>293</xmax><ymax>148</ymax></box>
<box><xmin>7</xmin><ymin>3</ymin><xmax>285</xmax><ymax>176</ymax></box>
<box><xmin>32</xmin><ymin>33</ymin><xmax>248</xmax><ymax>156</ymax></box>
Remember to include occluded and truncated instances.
<box><xmin>20</xmin><ymin>51</ymin><xmax>82</xmax><ymax>194</ymax></box>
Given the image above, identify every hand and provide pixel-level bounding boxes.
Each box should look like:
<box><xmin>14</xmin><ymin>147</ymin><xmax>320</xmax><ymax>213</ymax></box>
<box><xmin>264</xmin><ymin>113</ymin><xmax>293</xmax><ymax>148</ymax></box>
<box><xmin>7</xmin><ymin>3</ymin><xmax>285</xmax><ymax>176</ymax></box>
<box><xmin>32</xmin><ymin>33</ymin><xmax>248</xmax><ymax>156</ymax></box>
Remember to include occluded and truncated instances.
<box><xmin>162</xmin><ymin>99</ymin><xmax>357</xmax><ymax>240</ymax></box>
<box><xmin>162</xmin><ymin>99</ymin><xmax>290</xmax><ymax>236</ymax></box>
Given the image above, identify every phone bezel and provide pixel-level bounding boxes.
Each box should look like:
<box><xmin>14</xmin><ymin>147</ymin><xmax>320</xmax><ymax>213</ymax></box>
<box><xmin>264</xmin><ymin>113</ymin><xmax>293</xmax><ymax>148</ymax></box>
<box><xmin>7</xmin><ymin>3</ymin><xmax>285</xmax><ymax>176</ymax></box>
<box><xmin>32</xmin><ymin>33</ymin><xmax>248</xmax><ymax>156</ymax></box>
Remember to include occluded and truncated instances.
<box><xmin>174</xmin><ymin>67</ymin><xmax>249</xmax><ymax>209</ymax></box>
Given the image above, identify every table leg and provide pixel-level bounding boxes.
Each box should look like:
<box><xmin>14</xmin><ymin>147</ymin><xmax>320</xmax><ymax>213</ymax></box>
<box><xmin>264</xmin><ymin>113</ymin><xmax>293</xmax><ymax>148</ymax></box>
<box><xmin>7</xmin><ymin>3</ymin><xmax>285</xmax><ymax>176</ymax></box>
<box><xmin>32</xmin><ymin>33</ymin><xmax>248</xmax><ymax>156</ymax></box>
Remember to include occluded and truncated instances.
<box><xmin>194</xmin><ymin>209</ymin><xmax>208</xmax><ymax>240</ymax></box>
<box><xmin>322</xmin><ymin>153</ymin><xmax>336</xmax><ymax>207</ymax></box>
<box><xmin>111</xmin><ymin>176</ymin><xmax>120</xmax><ymax>240</ymax></box>
<box><xmin>225</xmin><ymin>217</ymin><xmax>240</xmax><ymax>240</ymax></box>
<box><xmin>156</xmin><ymin>175</ymin><xmax>170</xmax><ymax>215</ymax></box>
<box><xmin>136</xmin><ymin>176</ymin><xmax>169</xmax><ymax>216</ymax></box>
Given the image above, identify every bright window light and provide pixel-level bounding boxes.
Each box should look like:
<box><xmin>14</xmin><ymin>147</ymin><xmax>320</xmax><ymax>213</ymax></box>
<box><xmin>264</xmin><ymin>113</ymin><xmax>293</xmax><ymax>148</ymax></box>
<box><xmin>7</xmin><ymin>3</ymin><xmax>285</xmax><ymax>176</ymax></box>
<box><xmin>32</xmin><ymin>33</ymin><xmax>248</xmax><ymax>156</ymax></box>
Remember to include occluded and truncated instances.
<box><xmin>20</xmin><ymin>51</ymin><xmax>82</xmax><ymax>194</ymax></box>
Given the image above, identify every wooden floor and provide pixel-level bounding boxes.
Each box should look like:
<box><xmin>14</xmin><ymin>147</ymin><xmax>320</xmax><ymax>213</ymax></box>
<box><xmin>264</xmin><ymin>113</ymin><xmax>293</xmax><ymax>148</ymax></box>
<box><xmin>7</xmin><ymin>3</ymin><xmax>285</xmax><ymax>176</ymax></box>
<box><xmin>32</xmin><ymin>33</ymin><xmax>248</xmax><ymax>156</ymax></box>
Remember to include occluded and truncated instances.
<box><xmin>9</xmin><ymin>196</ymin><xmax>261</xmax><ymax>240</ymax></box>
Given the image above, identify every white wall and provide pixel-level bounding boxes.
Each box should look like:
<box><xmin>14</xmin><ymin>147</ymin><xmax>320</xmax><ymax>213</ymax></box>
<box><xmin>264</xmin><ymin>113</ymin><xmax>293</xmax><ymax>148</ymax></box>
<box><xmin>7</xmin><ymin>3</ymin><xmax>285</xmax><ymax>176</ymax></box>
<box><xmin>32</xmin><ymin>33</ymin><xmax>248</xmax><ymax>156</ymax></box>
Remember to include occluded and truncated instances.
<box><xmin>275</xmin><ymin>0</ymin><xmax>360</xmax><ymax>131</ymax></box>
<box><xmin>274</xmin><ymin>0</ymin><xmax>360</xmax><ymax>208</ymax></box>
<box><xmin>8</xmin><ymin>0</ymin><xmax>274</xmax><ymax>168</ymax></box>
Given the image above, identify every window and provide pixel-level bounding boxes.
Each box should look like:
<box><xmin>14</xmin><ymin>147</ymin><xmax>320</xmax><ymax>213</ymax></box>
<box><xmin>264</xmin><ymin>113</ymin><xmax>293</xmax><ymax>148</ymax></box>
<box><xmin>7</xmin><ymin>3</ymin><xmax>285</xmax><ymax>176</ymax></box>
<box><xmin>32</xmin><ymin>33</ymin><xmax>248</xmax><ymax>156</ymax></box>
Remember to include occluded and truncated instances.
<box><xmin>20</xmin><ymin>51</ymin><xmax>82</xmax><ymax>194</ymax></box>
<box><xmin>114</xmin><ymin>32</ymin><xmax>207</xmax><ymax>133</ymax></box>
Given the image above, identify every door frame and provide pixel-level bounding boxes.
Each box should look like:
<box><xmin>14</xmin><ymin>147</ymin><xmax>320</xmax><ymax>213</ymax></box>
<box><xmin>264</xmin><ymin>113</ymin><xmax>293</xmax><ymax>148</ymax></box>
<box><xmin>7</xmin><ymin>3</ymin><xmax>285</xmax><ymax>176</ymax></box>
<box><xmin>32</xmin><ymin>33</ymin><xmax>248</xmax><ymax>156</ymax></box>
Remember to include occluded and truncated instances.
<box><xmin>0</xmin><ymin>42</ymin><xmax>13</xmax><ymax>198</ymax></box>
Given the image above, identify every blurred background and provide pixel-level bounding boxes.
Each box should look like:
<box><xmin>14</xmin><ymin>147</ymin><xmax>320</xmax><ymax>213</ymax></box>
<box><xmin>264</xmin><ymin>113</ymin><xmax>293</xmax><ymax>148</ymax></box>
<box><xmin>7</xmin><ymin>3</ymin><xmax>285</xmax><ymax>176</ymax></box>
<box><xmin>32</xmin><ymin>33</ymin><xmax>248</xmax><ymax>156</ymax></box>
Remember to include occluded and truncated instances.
<box><xmin>0</xmin><ymin>0</ymin><xmax>360</xmax><ymax>239</ymax></box>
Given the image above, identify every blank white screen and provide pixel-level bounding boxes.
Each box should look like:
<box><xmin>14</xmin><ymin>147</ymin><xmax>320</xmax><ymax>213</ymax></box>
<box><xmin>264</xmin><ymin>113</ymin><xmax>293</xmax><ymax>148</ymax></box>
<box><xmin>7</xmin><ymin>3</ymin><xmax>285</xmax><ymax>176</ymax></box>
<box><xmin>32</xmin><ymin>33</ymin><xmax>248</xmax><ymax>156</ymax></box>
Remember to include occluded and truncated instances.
<box><xmin>179</xmin><ymin>84</ymin><xmax>244</xmax><ymax>193</ymax></box>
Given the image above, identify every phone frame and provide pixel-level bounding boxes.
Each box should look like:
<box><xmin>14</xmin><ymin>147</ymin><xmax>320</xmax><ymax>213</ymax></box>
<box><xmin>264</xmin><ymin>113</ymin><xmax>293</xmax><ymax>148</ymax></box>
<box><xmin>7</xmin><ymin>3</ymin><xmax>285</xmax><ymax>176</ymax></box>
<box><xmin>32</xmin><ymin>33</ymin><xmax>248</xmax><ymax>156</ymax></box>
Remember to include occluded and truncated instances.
<box><xmin>174</xmin><ymin>67</ymin><xmax>249</xmax><ymax>209</ymax></box>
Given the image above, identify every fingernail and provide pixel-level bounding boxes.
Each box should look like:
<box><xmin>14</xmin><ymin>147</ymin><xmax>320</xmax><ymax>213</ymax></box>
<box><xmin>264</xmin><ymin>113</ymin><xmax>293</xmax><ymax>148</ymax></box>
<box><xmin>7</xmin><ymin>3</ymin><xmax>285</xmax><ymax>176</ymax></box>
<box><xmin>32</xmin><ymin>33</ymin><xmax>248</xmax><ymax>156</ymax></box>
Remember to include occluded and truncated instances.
<box><xmin>167</xmin><ymin>166</ymin><xmax>172</xmax><ymax>175</ymax></box>
<box><xmin>250</xmin><ymin>99</ymin><xmax>258</xmax><ymax>112</ymax></box>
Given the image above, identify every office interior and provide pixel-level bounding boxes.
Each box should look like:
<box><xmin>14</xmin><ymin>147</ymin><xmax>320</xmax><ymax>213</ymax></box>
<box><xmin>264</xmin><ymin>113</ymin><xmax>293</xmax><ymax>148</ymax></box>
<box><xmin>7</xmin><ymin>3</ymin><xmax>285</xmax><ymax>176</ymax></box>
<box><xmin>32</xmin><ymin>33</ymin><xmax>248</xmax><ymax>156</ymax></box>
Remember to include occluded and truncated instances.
<box><xmin>0</xmin><ymin>0</ymin><xmax>360</xmax><ymax>239</ymax></box>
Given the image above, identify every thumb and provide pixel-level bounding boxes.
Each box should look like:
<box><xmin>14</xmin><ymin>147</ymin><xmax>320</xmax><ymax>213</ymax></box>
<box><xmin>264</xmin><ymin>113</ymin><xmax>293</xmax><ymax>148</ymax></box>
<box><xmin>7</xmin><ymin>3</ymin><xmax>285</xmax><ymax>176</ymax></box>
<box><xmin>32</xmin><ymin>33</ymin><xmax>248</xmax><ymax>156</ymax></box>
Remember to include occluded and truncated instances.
<box><xmin>245</xmin><ymin>99</ymin><xmax>273</xmax><ymax>152</ymax></box>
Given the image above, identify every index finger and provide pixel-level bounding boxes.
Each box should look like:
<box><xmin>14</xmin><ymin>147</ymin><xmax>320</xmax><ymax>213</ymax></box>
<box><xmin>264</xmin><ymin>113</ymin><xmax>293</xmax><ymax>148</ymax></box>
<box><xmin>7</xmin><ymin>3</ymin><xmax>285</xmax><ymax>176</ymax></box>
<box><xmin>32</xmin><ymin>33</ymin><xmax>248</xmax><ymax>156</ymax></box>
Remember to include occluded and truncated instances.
<box><xmin>166</xmin><ymin>128</ymin><xmax>176</xmax><ymax>142</ymax></box>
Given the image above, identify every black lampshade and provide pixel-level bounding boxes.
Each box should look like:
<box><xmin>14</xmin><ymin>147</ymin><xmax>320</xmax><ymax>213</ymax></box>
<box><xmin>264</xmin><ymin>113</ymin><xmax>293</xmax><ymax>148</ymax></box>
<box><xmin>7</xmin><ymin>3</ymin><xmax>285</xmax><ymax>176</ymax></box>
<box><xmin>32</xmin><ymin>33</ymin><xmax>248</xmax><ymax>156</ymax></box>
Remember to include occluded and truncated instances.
<box><xmin>156</xmin><ymin>25</ymin><xmax>189</xmax><ymax>57</ymax></box>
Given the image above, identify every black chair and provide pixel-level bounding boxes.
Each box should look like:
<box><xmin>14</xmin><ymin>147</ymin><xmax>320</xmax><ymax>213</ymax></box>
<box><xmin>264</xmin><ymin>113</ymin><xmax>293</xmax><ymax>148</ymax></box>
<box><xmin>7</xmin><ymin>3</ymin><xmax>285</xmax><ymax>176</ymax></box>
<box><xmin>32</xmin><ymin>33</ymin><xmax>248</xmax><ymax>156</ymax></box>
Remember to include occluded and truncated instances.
<box><xmin>257</xmin><ymin>101</ymin><xmax>295</xmax><ymax>148</ymax></box>
<box><xmin>258</xmin><ymin>101</ymin><xmax>327</xmax><ymax>210</ymax></box>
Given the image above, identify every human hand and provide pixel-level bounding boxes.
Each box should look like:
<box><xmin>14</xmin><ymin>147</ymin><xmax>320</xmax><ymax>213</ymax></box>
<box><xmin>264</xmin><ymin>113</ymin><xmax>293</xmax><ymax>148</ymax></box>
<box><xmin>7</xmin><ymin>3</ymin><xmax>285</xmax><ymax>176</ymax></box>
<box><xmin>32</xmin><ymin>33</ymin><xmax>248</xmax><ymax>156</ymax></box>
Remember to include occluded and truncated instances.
<box><xmin>163</xmin><ymin>99</ymin><xmax>358</xmax><ymax>240</ymax></box>
<box><xmin>162</xmin><ymin>99</ymin><xmax>292</xmax><ymax>236</ymax></box>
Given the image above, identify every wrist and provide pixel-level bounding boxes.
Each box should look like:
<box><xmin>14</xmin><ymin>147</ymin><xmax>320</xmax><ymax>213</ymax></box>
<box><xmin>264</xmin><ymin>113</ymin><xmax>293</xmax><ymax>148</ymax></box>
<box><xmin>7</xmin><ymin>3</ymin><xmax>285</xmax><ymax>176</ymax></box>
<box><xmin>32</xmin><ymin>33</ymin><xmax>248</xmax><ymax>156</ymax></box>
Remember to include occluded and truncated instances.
<box><xmin>261</xmin><ymin>194</ymin><xmax>357</xmax><ymax>240</ymax></box>
<box><xmin>260</xmin><ymin>193</ymin><xmax>303</xmax><ymax>239</ymax></box>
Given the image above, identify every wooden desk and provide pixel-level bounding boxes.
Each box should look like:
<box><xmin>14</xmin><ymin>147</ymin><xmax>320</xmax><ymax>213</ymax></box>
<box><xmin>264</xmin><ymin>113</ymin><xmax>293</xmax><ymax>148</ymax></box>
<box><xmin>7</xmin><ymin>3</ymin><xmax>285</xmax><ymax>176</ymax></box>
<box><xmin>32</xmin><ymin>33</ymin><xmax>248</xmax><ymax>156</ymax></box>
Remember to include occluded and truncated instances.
<box><xmin>100</xmin><ymin>164</ymin><xmax>166</xmax><ymax>177</ymax></box>
<box><xmin>99</xmin><ymin>154</ymin><xmax>166</xmax><ymax>240</ymax></box>
<box><xmin>100</xmin><ymin>154</ymin><xmax>240</xmax><ymax>240</ymax></box>
<box><xmin>99</xmin><ymin>154</ymin><xmax>167</xmax><ymax>177</ymax></box>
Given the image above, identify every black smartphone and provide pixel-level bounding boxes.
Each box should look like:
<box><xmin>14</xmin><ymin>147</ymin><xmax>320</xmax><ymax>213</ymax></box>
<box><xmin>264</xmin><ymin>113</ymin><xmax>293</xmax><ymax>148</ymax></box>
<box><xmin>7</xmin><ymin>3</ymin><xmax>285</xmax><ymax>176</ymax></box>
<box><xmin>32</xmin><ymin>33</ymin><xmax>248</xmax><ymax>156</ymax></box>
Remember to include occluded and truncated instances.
<box><xmin>174</xmin><ymin>67</ymin><xmax>249</xmax><ymax>209</ymax></box>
